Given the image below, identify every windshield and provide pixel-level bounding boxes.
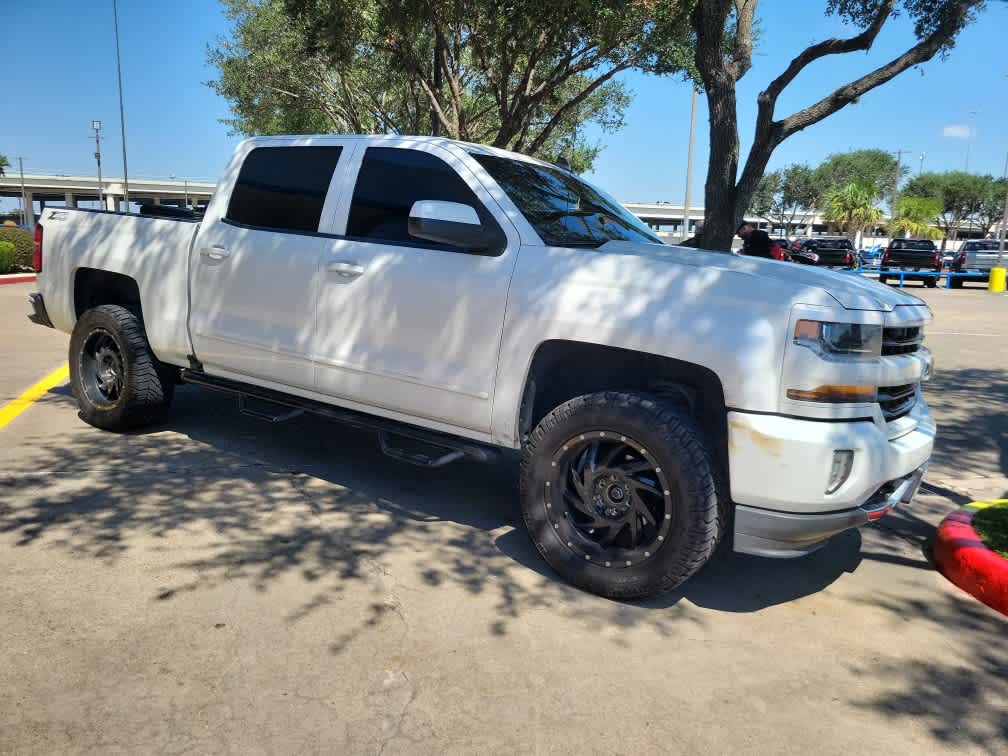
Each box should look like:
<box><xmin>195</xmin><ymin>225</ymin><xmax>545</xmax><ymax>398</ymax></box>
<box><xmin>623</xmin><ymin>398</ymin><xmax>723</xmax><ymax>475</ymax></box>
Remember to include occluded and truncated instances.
<box><xmin>471</xmin><ymin>153</ymin><xmax>664</xmax><ymax>247</ymax></box>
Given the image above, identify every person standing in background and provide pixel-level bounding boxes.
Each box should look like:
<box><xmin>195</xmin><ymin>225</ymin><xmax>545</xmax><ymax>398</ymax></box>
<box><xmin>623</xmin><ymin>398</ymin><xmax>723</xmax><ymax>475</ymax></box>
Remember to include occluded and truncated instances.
<box><xmin>736</xmin><ymin>222</ymin><xmax>773</xmax><ymax>258</ymax></box>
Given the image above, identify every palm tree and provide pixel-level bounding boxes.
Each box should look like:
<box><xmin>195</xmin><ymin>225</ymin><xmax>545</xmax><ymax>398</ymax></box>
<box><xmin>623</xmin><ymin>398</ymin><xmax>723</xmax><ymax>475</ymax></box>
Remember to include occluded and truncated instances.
<box><xmin>0</xmin><ymin>154</ymin><xmax>9</xmax><ymax>177</ymax></box>
<box><xmin>822</xmin><ymin>181</ymin><xmax>883</xmax><ymax>246</ymax></box>
<box><xmin>890</xmin><ymin>196</ymin><xmax>942</xmax><ymax>240</ymax></box>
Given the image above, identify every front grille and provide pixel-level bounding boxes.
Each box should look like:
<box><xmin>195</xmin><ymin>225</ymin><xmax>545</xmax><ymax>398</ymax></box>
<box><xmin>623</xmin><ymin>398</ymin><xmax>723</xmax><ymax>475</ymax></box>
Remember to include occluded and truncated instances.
<box><xmin>879</xmin><ymin>383</ymin><xmax>917</xmax><ymax>422</ymax></box>
<box><xmin>882</xmin><ymin>326</ymin><xmax>923</xmax><ymax>355</ymax></box>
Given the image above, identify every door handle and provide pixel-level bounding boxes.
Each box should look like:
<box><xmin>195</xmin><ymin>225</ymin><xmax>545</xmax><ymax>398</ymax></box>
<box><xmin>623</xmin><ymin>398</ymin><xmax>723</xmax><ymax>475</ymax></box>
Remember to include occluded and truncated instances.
<box><xmin>326</xmin><ymin>260</ymin><xmax>365</xmax><ymax>278</ymax></box>
<box><xmin>200</xmin><ymin>245</ymin><xmax>231</xmax><ymax>260</ymax></box>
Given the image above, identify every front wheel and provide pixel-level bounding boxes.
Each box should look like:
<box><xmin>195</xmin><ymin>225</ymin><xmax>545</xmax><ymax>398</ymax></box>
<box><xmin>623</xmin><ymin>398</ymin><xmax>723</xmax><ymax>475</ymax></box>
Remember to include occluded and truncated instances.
<box><xmin>69</xmin><ymin>305</ymin><xmax>175</xmax><ymax>431</ymax></box>
<box><xmin>520</xmin><ymin>392</ymin><xmax>722</xmax><ymax>599</ymax></box>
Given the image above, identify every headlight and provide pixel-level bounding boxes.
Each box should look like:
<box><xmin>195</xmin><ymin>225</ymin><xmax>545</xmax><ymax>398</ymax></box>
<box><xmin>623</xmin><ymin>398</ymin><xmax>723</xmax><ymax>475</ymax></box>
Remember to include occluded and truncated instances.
<box><xmin>794</xmin><ymin>320</ymin><xmax>881</xmax><ymax>360</ymax></box>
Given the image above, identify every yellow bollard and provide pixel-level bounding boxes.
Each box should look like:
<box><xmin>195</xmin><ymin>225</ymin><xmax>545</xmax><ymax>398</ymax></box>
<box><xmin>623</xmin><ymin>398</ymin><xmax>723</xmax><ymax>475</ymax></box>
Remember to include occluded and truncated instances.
<box><xmin>990</xmin><ymin>267</ymin><xmax>1007</xmax><ymax>293</ymax></box>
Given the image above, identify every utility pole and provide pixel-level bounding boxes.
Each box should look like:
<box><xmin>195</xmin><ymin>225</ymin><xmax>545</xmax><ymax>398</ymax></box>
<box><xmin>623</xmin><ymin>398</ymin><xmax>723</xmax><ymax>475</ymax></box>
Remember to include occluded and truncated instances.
<box><xmin>964</xmin><ymin>110</ymin><xmax>977</xmax><ymax>172</ymax></box>
<box><xmin>113</xmin><ymin>0</ymin><xmax>130</xmax><ymax>211</ymax></box>
<box><xmin>184</xmin><ymin>178</ymin><xmax>189</xmax><ymax>209</ymax></box>
<box><xmin>17</xmin><ymin>157</ymin><xmax>30</xmax><ymax>229</ymax></box>
<box><xmin>891</xmin><ymin>149</ymin><xmax>910</xmax><ymax>236</ymax></box>
<box><xmin>998</xmin><ymin>151</ymin><xmax>1008</xmax><ymax>267</ymax></box>
<box><xmin>682</xmin><ymin>87</ymin><xmax>698</xmax><ymax>240</ymax></box>
<box><xmin>92</xmin><ymin>120</ymin><xmax>104</xmax><ymax>207</ymax></box>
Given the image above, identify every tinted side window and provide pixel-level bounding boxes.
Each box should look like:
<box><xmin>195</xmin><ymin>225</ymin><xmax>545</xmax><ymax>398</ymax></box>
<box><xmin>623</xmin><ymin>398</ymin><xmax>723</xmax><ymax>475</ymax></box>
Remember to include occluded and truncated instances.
<box><xmin>226</xmin><ymin>146</ymin><xmax>343</xmax><ymax>232</ymax></box>
<box><xmin>347</xmin><ymin>147</ymin><xmax>497</xmax><ymax>251</ymax></box>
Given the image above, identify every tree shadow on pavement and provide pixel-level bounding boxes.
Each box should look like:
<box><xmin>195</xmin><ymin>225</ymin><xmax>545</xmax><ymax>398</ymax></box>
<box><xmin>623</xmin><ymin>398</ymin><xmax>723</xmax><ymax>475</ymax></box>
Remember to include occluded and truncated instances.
<box><xmin>923</xmin><ymin>366</ymin><xmax>1008</xmax><ymax>484</ymax></box>
<box><xmin>848</xmin><ymin>590</ymin><xmax>1008</xmax><ymax>753</ymax></box>
<box><xmin>4</xmin><ymin>385</ymin><xmax>863</xmax><ymax>638</ymax></box>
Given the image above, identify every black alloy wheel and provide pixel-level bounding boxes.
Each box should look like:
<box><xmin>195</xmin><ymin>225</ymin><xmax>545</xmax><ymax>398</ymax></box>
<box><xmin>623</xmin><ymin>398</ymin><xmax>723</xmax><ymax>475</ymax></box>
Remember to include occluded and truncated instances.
<box><xmin>548</xmin><ymin>432</ymin><xmax>673</xmax><ymax>568</ymax></box>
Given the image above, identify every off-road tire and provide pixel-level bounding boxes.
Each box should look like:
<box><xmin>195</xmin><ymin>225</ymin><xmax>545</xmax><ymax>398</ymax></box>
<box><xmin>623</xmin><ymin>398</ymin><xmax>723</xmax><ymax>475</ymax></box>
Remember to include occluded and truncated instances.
<box><xmin>69</xmin><ymin>305</ymin><xmax>175</xmax><ymax>431</ymax></box>
<box><xmin>520</xmin><ymin>391</ymin><xmax>722</xmax><ymax>599</ymax></box>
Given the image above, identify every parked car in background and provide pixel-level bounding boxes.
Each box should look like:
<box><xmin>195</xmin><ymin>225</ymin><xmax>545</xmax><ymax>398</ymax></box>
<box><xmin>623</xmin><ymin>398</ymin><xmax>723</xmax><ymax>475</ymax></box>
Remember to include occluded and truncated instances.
<box><xmin>791</xmin><ymin>237</ymin><xmax>856</xmax><ymax>269</ymax></box>
<box><xmin>859</xmin><ymin>244</ymin><xmax>884</xmax><ymax>269</ymax></box>
<box><xmin>771</xmin><ymin>238</ymin><xmax>793</xmax><ymax>262</ymax></box>
<box><xmin>950</xmin><ymin>239</ymin><xmax>1006</xmax><ymax>288</ymax></box>
<box><xmin>879</xmin><ymin>239</ymin><xmax>941</xmax><ymax>288</ymax></box>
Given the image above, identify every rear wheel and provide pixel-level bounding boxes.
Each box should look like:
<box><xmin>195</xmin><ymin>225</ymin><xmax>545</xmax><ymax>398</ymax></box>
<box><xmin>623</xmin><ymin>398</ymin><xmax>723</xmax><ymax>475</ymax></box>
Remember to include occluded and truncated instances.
<box><xmin>924</xmin><ymin>277</ymin><xmax>937</xmax><ymax>288</ymax></box>
<box><xmin>878</xmin><ymin>275</ymin><xmax>887</xmax><ymax>285</ymax></box>
<box><xmin>520</xmin><ymin>391</ymin><xmax>722</xmax><ymax>599</ymax></box>
<box><xmin>69</xmin><ymin>305</ymin><xmax>175</xmax><ymax>431</ymax></box>
<box><xmin>950</xmin><ymin>276</ymin><xmax>963</xmax><ymax>289</ymax></box>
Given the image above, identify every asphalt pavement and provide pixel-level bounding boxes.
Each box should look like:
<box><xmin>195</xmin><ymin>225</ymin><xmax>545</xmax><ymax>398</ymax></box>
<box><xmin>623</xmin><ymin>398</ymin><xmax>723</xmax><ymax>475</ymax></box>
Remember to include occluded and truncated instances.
<box><xmin>1</xmin><ymin>280</ymin><xmax>1005</xmax><ymax>755</ymax></box>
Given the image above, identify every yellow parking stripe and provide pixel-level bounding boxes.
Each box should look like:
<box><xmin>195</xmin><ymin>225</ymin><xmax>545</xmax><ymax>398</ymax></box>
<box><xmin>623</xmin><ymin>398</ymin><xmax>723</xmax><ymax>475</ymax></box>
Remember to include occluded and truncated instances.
<box><xmin>0</xmin><ymin>364</ymin><xmax>70</xmax><ymax>430</ymax></box>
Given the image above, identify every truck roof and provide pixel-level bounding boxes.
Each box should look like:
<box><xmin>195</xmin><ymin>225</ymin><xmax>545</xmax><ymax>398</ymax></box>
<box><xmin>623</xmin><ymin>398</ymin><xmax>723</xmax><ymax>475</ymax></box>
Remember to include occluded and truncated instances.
<box><xmin>238</xmin><ymin>134</ymin><xmax>562</xmax><ymax>171</ymax></box>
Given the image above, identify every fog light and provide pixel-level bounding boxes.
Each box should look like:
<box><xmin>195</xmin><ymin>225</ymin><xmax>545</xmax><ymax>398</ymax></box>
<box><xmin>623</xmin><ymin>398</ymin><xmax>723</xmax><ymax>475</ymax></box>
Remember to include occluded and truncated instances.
<box><xmin>826</xmin><ymin>450</ymin><xmax>854</xmax><ymax>494</ymax></box>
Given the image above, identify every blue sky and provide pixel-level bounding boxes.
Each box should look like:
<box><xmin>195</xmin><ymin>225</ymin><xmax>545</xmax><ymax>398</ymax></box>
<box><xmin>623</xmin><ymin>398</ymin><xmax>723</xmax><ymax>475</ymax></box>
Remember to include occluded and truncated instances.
<box><xmin>3</xmin><ymin>0</ymin><xmax>1007</xmax><ymax>211</ymax></box>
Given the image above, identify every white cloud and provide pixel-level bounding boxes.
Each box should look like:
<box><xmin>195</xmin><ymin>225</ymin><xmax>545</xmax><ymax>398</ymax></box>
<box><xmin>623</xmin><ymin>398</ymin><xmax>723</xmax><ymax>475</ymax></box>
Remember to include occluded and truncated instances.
<box><xmin>942</xmin><ymin>124</ymin><xmax>973</xmax><ymax>139</ymax></box>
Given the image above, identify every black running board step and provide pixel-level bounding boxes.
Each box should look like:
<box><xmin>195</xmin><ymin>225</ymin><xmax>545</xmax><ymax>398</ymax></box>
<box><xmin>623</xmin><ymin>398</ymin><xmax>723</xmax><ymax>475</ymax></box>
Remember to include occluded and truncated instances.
<box><xmin>378</xmin><ymin>431</ymin><xmax>465</xmax><ymax>468</ymax></box>
<box><xmin>180</xmin><ymin>369</ymin><xmax>500</xmax><ymax>464</ymax></box>
<box><xmin>238</xmin><ymin>394</ymin><xmax>305</xmax><ymax>423</ymax></box>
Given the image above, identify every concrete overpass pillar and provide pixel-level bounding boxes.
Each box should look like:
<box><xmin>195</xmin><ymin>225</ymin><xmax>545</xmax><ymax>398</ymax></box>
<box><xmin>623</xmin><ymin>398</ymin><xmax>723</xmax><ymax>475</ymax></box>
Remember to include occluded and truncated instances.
<box><xmin>23</xmin><ymin>191</ymin><xmax>34</xmax><ymax>230</ymax></box>
<box><xmin>65</xmin><ymin>192</ymin><xmax>76</xmax><ymax>208</ymax></box>
<box><xmin>152</xmin><ymin>196</ymin><xmax>161</xmax><ymax>205</ymax></box>
<box><xmin>106</xmin><ymin>194</ymin><xmax>118</xmax><ymax>212</ymax></box>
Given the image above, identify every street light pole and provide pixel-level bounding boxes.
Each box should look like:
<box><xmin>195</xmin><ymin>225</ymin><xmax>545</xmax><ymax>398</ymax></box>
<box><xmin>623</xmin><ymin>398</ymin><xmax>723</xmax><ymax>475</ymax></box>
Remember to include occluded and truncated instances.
<box><xmin>918</xmin><ymin>152</ymin><xmax>925</xmax><ymax>176</ymax></box>
<box><xmin>113</xmin><ymin>0</ymin><xmax>130</xmax><ymax>211</ymax></box>
<box><xmin>682</xmin><ymin>87</ymin><xmax>698</xmax><ymax>240</ymax></box>
<box><xmin>92</xmin><ymin>120</ymin><xmax>104</xmax><ymax>208</ymax></box>
<box><xmin>17</xmin><ymin>157</ymin><xmax>29</xmax><ymax>229</ymax></box>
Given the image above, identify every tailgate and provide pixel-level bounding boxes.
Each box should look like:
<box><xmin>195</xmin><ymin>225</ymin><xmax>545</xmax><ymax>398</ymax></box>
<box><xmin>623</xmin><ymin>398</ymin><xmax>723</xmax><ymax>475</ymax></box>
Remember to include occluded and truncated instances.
<box><xmin>886</xmin><ymin>252</ymin><xmax>933</xmax><ymax>269</ymax></box>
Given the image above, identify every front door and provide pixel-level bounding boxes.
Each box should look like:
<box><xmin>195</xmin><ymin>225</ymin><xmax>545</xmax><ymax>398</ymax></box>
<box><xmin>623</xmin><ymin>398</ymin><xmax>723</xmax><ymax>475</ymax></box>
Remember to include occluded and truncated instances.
<box><xmin>189</xmin><ymin>142</ymin><xmax>352</xmax><ymax>388</ymax></box>
<box><xmin>312</xmin><ymin>144</ymin><xmax>517</xmax><ymax>433</ymax></box>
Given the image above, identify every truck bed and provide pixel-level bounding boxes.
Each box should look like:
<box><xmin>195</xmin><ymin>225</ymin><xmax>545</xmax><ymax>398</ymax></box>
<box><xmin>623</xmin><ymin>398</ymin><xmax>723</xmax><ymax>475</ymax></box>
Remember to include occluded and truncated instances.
<box><xmin>35</xmin><ymin>206</ymin><xmax>200</xmax><ymax>367</ymax></box>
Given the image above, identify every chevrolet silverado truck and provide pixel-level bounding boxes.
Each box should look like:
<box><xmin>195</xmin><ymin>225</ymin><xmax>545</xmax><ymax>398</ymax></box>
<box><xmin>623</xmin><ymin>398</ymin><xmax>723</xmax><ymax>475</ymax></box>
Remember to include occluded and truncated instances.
<box><xmin>27</xmin><ymin>135</ymin><xmax>936</xmax><ymax>598</ymax></box>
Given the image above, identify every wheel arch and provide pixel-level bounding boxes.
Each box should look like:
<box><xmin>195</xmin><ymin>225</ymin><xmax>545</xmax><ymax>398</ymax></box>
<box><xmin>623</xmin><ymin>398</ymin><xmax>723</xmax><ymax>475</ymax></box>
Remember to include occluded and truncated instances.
<box><xmin>73</xmin><ymin>268</ymin><xmax>144</xmax><ymax>323</ymax></box>
<box><xmin>516</xmin><ymin>340</ymin><xmax>730</xmax><ymax>496</ymax></box>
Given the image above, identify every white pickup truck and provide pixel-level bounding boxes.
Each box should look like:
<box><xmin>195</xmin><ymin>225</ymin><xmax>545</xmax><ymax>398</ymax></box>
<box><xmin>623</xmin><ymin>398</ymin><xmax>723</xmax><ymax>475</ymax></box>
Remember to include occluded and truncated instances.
<box><xmin>28</xmin><ymin>135</ymin><xmax>936</xmax><ymax>598</ymax></box>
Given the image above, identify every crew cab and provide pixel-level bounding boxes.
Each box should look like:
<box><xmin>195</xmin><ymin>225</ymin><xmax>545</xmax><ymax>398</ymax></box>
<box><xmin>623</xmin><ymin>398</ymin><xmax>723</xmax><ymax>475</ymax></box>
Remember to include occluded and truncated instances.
<box><xmin>950</xmin><ymin>239</ymin><xmax>1006</xmax><ymax>288</ymax></box>
<box><xmin>879</xmin><ymin>238</ymin><xmax>941</xmax><ymax>287</ymax></box>
<box><xmin>27</xmin><ymin>135</ymin><xmax>936</xmax><ymax>599</ymax></box>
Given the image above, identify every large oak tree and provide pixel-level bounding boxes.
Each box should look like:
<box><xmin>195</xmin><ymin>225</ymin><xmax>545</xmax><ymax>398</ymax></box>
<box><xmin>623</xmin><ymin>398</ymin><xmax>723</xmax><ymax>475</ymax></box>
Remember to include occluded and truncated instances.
<box><xmin>264</xmin><ymin>0</ymin><xmax>694</xmax><ymax>171</ymax></box>
<box><xmin>690</xmin><ymin>0</ymin><xmax>986</xmax><ymax>250</ymax></box>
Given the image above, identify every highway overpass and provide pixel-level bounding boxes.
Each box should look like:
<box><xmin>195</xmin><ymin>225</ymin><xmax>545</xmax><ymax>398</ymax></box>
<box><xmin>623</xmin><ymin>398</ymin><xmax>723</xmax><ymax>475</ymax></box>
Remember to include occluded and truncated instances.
<box><xmin>0</xmin><ymin>173</ymin><xmax>215</xmax><ymax>226</ymax></box>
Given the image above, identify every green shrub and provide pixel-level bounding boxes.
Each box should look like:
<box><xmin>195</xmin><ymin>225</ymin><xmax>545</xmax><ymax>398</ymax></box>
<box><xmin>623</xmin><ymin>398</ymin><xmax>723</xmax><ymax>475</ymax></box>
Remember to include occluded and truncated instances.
<box><xmin>0</xmin><ymin>226</ymin><xmax>34</xmax><ymax>269</ymax></box>
<box><xmin>0</xmin><ymin>241</ymin><xmax>16</xmax><ymax>274</ymax></box>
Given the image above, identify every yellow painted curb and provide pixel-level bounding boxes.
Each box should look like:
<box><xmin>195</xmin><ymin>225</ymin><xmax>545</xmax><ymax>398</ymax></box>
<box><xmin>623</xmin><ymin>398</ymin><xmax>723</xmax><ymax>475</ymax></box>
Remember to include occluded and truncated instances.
<box><xmin>0</xmin><ymin>364</ymin><xmax>70</xmax><ymax>430</ymax></box>
<box><xmin>966</xmin><ymin>499</ymin><xmax>1008</xmax><ymax>511</ymax></box>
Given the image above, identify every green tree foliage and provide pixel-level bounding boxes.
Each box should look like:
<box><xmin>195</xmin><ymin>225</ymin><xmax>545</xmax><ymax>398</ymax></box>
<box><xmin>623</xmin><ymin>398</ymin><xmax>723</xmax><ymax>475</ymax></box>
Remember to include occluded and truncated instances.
<box><xmin>0</xmin><ymin>227</ymin><xmax>34</xmax><ymax>269</ymax></box>
<box><xmin>822</xmin><ymin>181</ymin><xmax>883</xmax><ymax>242</ymax></box>
<box><xmin>814</xmin><ymin>149</ymin><xmax>904</xmax><ymax>201</ymax></box>
<box><xmin>975</xmin><ymin>176</ymin><xmax>1007</xmax><ymax>236</ymax></box>
<box><xmin>0</xmin><ymin>154</ymin><xmax>9</xmax><ymax>177</ymax></box>
<box><xmin>688</xmin><ymin>0</ymin><xmax>985</xmax><ymax>250</ymax></box>
<box><xmin>211</xmin><ymin>0</ymin><xmax>693</xmax><ymax>172</ymax></box>
<box><xmin>0</xmin><ymin>241</ymin><xmax>15</xmax><ymax>274</ymax></box>
<box><xmin>903</xmin><ymin>171</ymin><xmax>992</xmax><ymax>244</ymax></box>
<box><xmin>748</xmin><ymin>163</ymin><xmax>819</xmax><ymax>233</ymax></box>
<box><xmin>890</xmin><ymin>196</ymin><xmax>942</xmax><ymax>239</ymax></box>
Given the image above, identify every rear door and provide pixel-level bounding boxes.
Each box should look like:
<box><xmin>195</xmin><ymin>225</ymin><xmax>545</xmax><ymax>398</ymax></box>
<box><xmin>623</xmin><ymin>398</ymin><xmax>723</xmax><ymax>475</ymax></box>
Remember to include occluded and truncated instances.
<box><xmin>312</xmin><ymin>142</ymin><xmax>518</xmax><ymax>433</ymax></box>
<box><xmin>189</xmin><ymin>141</ymin><xmax>354</xmax><ymax>388</ymax></box>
